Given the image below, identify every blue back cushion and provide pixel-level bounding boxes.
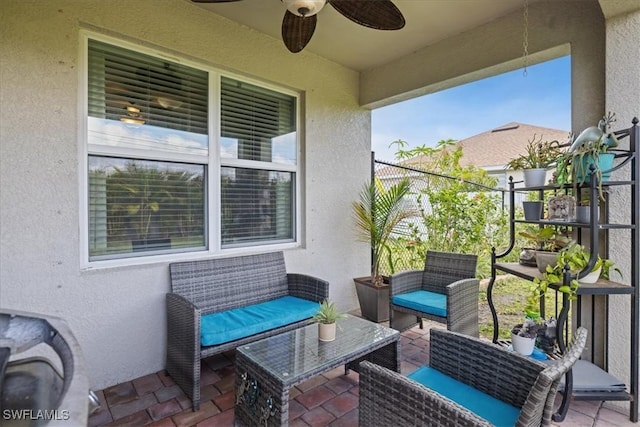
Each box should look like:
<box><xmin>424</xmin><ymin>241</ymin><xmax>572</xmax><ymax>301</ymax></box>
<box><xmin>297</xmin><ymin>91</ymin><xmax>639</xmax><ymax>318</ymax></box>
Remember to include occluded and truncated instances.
<box><xmin>201</xmin><ymin>296</ymin><xmax>319</xmax><ymax>346</ymax></box>
<box><xmin>408</xmin><ymin>366</ymin><xmax>520</xmax><ymax>427</ymax></box>
<box><xmin>392</xmin><ymin>290</ymin><xmax>446</xmax><ymax>317</ymax></box>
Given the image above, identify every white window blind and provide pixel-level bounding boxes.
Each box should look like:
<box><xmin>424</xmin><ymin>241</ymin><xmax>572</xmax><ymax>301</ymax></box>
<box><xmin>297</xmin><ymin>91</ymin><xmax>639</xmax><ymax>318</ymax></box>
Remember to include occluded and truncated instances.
<box><xmin>88</xmin><ymin>39</ymin><xmax>208</xmax><ymax>136</ymax></box>
<box><xmin>220</xmin><ymin>78</ymin><xmax>297</xmax><ymax>246</ymax></box>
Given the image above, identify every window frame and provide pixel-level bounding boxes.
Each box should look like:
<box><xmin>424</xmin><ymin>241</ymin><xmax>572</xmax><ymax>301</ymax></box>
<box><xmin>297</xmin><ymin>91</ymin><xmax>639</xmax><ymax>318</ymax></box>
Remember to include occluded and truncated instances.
<box><xmin>79</xmin><ymin>31</ymin><xmax>302</xmax><ymax>270</ymax></box>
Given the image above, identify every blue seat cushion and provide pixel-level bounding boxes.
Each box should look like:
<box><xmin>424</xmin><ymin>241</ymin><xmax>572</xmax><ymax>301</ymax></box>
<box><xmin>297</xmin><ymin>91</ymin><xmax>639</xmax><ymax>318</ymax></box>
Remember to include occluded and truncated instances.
<box><xmin>392</xmin><ymin>290</ymin><xmax>446</xmax><ymax>317</ymax></box>
<box><xmin>408</xmin><ymin>366</ymin><xmax>520</xmax><ymax>427</ymax></box>
<box><xmin>201</xmin><ymin>296</ymin><xmax>319</xmax><ymax>346</ymax></box>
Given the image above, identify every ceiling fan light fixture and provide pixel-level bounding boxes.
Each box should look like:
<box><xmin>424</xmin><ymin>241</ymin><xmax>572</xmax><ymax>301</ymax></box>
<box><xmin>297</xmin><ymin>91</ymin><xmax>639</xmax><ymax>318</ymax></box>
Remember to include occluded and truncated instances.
<box><xmin>156</xmin><ymin>96</ymin><xmax>182</xmax><ymax>110</ymax></box>
<box><xmin>121</xmin><ymin>103</ymin><xmax>145</xmax><ymax>126</ymax></box>
<box><xmin>120</xmin><ymin>116</ymin><xmax>145</xmax><ymax>126</ymax></box>
<box><xmin>282</xmin><ymin>0</ymin><xmax>326</xmax><ymax>17</ymax></box>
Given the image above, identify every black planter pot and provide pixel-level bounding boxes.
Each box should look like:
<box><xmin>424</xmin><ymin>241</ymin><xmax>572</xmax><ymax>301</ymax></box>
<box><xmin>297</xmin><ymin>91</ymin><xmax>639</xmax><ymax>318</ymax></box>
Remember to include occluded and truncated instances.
<box><xmin>353</xmin><ymin>276</ymin><xmax>389</xmax><ymax>323</ymax></box>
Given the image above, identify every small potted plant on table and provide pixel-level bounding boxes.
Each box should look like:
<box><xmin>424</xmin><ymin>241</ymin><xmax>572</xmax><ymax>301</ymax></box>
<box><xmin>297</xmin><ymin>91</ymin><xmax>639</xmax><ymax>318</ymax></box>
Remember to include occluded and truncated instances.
<box><xmin>313</xmin><ymin>300</ymin><xmax>346</xmax><ymax>342</ymax></box>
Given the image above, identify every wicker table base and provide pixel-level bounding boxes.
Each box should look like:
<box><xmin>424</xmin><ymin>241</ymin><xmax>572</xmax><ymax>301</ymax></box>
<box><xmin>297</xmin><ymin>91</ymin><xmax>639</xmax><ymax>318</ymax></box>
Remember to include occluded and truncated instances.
<box><xmin>234</xmin><ymin>314</ymin><xmax>400</xmax><ymax>427</ymax></box>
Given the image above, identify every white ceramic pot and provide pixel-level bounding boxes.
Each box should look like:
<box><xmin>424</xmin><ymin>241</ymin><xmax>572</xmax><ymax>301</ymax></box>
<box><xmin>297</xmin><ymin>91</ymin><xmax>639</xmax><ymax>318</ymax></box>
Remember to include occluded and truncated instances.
<box><xmin>579</xmin><ymin>266</ymin><xmax>602</xmax><ymax>284</ymax></box>
<box><xmin>523</xmin><ymin>168</ymin><xmax>547</xmax><ymax>187</ymax></box>
<box><xmin>318</xmin><ymin>322</ymin><xmax>336</xmax><ymax>342</ymax></box>
<box><xmin>511</xmin><ymin>332</ymin><xmax>535</xmax><ymax>356</ymax></box>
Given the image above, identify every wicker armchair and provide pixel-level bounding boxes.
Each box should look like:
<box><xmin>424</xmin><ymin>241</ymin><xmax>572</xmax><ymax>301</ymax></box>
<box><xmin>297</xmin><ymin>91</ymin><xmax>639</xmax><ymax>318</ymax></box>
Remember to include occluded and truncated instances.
<box><xmin>359</xmin><ymin>327</ymin><xmax>588</xmax><ymax>427</ymax></box>
<box><xmin>389</xmin><ymin>251</ymin><xmax>479</xmax><ymax>336</ymax></box>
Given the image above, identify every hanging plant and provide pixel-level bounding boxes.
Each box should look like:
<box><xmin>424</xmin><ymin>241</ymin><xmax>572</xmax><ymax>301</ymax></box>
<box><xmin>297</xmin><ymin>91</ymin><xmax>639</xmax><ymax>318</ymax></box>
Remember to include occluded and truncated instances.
<box><xmin>555</xmin><ymin>112</ymin><xmax>619</xmax><ymax>201</ymax></box>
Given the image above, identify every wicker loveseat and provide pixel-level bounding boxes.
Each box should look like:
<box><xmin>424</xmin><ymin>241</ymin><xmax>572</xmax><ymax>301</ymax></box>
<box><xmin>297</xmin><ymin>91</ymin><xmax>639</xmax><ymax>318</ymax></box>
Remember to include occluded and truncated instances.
<box><xmin>166</xmin><ymin>251</ymin><xmax>329</xmax><ymax>411</ymax></box>
<box><xmin>359</xmin><ymin>327</ymin><xmax>588</xmax><ymax>427</ymax></box>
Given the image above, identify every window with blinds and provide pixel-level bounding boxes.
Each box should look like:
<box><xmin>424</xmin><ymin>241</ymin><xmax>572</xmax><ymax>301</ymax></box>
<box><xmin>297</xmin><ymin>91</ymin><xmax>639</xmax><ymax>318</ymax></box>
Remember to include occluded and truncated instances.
<box><xmin>87</xmin><ymin>39</ymin><xmax>209</xmax><ymax>260</ymax></box>
<box><xmin>220</xmin><ymin>78</ymin><xmax>297</xmax><ymax>247</ymax></box>
<box><xmin>85</xmin><ymin>36</ymin><xmax>299</xmax><ymax>262</ymax></box>
<box><xmin>88</xmin><ymin>158</ymin><xmax>206</xmax><ymax>258</ymax></box>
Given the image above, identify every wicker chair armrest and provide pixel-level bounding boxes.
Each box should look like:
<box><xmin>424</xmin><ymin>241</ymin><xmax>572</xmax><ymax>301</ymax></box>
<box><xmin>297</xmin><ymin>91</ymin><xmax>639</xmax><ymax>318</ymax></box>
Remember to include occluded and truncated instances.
<box><xmin>359</xmin><ymin>360</ymin><xmax>492</xmax><ymax>427</ymax></box>
<box><xmin>445</xmin><ymin>278</ymin><xmax>479</xmax><ymax>296</ymax></box>
<box><xmin>389</xmin><ymin>270</ymin><xmax>424</xmax><ymax>296</ymax></box>
<box><xmin>445</xmin><ymin>278</ymin><xmax>480</xmax><ymax>336</ymax></box>
<box><xmin>430</xmin><ymin>329</ymin><xmax>545</xmax><ymax>407</ymax></box>
<box><xmin>287</xmin><ymin>273</ymin><xmax>329</xmax><ymax>302</ymax></box>
<box><xmin>166</xmin><ymin>292</ymin><xmax>201</xmax><ymax>354</ymax></box>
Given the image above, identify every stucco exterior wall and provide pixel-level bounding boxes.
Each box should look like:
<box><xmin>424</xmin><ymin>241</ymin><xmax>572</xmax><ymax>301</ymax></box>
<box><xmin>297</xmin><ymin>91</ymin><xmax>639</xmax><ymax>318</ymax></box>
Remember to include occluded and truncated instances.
<box><xmin>605</xmin><ymin>8</ymin><xmax>640</xmax><ymax>414</ymax></box>
<box><xmin>0</xmin><ymin>0</ymin><xmax>371</xmax><ymax>389</ymax></box>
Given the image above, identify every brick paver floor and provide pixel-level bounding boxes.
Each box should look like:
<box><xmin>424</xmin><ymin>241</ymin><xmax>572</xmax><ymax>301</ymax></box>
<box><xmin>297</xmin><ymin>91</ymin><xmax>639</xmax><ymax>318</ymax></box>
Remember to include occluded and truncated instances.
<box><xmin>89</xmin><ymin>318</ymin><xmax>634</xmax><ymax>426</ymax></box>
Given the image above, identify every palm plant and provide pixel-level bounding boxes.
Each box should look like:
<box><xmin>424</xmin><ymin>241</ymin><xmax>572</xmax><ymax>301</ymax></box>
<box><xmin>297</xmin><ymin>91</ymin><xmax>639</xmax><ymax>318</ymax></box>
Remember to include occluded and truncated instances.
<box><xmin>109</xmin><ymin>163</ymin><xmax>171</xmax><ymax>242</ymax></box>
<box><xmin>353</xmin><ymin>177</ymin><xmax>417</xmax><ymax>286</ymax></box>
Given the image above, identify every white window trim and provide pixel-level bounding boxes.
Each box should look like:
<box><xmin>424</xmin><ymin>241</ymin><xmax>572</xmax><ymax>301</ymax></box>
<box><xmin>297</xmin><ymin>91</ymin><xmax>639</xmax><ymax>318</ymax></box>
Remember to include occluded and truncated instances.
<box><xmin>78</xmin><ymin>30</ymin><xmax>302</xmax><ymax>270</ymax></box>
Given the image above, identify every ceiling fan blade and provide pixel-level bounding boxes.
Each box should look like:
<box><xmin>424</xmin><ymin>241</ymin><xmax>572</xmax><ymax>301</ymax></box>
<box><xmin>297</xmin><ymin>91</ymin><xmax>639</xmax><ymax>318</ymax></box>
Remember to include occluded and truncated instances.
<box><xmin>190</xmin><ymin>0</ymin><xmax>242</xmax><ymax>3</ymax></box>
<box><xmin>329</xmin><ymin>0</ymin><xmax>405</xmax><ymax>30</ymax></box>
<box><xmin>282</xmin><ymin>10</ymin><xmax>317</xmax><ymax>53</ymax></box>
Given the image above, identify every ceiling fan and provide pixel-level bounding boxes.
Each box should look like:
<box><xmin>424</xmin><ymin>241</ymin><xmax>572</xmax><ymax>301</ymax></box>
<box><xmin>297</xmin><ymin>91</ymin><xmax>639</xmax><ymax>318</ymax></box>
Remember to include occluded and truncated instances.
<box><xmin>191</xmin><ymin>0</ymin><xmax>405</xmax><ymax>53</ymax></box>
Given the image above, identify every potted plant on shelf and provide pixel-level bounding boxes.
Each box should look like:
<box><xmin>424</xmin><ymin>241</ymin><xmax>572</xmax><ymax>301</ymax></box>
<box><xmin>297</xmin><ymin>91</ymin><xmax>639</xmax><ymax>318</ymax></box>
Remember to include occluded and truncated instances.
<box><xmin>313</xmin><ymin>300</ymin><xmax>346</xmax><ymax>342</ymax></box>
<box><xmin>506</xmin><ymin>135</ymin><xmax>562</xmax><ymax>187</ymax></box>
<box><xmin>532</xmin><ymin>242</ymin><xmax>622</xmax><ymax>301</ymax></box>
<box><xmin>352</xmin><ymin>177</ymin><xmax>417</xmax><ymax>322</ymax></box>
<box><xmin>522</xmin><ymin>194</ymin><xmax>544</xmax><ymax>221</ymax></box>
<box><xmin>555</xmin><ymin>112</ymin><xmax>619</xmax><ymax>201</ymax></box>
<box><xmin>518</xmin><ymin>226</ymin><xmax>572</xmax><ymax>272</ymax></box>
<box><xmin>575</xmin><ymin>195</ymin><xmax>599</xmax><ymax>224</ymax></box>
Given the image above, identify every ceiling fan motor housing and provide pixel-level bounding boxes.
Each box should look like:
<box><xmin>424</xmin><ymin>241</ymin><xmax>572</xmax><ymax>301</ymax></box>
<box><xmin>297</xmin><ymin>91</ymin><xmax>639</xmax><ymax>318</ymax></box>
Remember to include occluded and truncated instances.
<box><xmin>282</xmin><ymin>0</ymin><xmax>326</xmax><ymax>17</ymax></box>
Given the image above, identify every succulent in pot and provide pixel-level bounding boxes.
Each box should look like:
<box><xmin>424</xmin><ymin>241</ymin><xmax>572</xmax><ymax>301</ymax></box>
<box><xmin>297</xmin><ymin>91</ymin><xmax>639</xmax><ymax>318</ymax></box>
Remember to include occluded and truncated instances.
<box><xmin>512</xmin><ymin>317</ymin><xmax>544</xmax><ymax>339</ymax></box>
<box><xmin>511</xmin><ymin>318</ymin><xmax>544</xmax><ymax>356</ymax></box>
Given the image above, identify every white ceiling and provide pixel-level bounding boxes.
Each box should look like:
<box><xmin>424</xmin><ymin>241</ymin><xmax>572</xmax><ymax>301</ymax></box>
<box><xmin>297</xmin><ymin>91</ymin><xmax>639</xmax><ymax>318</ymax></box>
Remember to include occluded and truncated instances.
<box><xmin>189</xmin><ymin>0</ymin><xmax>537</xmax><ymax>71</ymax></box>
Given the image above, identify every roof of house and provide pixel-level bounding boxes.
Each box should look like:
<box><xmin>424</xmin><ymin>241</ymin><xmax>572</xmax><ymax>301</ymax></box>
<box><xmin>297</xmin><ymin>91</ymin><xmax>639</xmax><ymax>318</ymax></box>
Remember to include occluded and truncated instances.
<box><xmin>389</xmin><ymin>122</ymin><xmax>570</xmax><ymax>170</ymax></box>
<box><xmin>455</xmin><ymin>122</ymin><xmax>570</xmax><ymax>168</ymax></box>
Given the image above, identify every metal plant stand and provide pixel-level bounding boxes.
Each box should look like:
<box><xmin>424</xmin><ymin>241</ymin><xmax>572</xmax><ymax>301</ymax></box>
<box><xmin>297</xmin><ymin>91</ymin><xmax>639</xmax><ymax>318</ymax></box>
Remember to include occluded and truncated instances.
<box><xmin>487</xmin><ymin>118</ymin><xmax>639</xmax><ymax>423</ymax></box>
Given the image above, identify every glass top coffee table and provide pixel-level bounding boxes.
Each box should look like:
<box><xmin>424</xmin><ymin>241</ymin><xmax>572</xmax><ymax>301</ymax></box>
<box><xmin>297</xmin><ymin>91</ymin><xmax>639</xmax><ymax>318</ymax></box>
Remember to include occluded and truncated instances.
<box><xmin>234</xmin><ymin>314</ymin><xmax>400</xmax><ymax>426</ymax></box>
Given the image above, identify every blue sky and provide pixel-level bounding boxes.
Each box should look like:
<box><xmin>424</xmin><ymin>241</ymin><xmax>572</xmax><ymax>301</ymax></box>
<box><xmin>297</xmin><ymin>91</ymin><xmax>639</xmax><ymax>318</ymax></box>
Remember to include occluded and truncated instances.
<box><xmin>371</xmin><ymin>55</ymin><xmax>571</xmax><ymax>161</ymax></box>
